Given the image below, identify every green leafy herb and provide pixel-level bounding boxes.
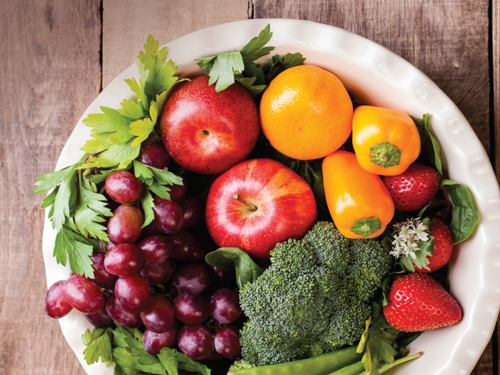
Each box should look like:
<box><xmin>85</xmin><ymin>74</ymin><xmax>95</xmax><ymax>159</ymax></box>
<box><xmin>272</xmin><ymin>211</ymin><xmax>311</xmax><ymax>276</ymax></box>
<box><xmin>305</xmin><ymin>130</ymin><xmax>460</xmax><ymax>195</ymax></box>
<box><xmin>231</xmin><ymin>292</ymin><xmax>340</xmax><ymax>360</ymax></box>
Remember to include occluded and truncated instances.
<box><xmin>196</xmin><ymin>24</ymin><xmax>274</xmax><ymax>92</ymax></box>
<box><xmin>267</xmin><ymin>52</ymin><xmax>306</xmax><ymax>81</ymax></box>
<box><xmin>441</xmin><ymin>179</ymin><xmax>479</xmax><ymax>243</ymax></box>
<box><xmin>412</xmin><ymin>114</ymin><xmax>443</xmax><ymax>175</ymax></box>
<box><xmin>32</xmin><ymin>160</ymin><xmax>79</xmax><ymax>230</ymax></box>
<box><xmin>205</xmin><ymin>247</ymin><xmax>263</xmax><ymax>289</ymax></box>
<box><xmin>357</xmin><ymin>314</ymin><xmax>398</xmax><ymax>375</ymax></box>
<box><xmin>133</xmin><ymin>160</ymin><xmax>183</xmax><ymax>227</ymax></box>
<box><xmin>54</xmin><ymin>226</ymin><xmax>97</xmax><ymax>278</ymax></box>
<box><xmin>82</xmin><ymin>328</ymin><xmax>113</xmax><ymax>366</ymax></box>
<box><xmin>158</xmin><ymin>347</ymin><xmax>211</xmax><ymax>375</ymax></box>
<box><xmin>73</xmin><ymin>171</ymin><xmax>113</xmax><ymax>242</ymax></box>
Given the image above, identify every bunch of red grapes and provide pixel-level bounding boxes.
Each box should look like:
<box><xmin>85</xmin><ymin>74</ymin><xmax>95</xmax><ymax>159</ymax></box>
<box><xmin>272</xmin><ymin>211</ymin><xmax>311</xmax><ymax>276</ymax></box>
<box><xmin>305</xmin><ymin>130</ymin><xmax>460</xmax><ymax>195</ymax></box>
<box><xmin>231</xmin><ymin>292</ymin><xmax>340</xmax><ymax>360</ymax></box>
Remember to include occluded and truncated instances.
<box><xmin>44</xmin><ymin>141</ymin><xmax>242</xmax><ymax>362</ymax></box>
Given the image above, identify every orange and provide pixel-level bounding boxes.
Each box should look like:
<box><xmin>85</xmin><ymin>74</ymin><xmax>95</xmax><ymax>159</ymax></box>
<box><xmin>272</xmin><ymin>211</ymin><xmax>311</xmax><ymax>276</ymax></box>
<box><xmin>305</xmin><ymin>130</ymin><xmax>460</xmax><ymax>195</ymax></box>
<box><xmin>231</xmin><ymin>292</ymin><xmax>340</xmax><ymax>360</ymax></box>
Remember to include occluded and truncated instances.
<box><xmin>260</xmin><ymin>65</ymin><xmax>353</xmax><ymax>160</ymax></box>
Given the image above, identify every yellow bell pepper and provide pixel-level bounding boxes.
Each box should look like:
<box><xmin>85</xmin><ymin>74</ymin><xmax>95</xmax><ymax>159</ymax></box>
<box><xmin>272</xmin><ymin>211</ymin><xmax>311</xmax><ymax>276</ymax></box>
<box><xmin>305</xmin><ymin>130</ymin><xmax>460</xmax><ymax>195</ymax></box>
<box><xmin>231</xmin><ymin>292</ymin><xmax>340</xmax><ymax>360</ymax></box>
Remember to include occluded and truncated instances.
<box><xmin>352</xmin><ymin>106</ymin><xmax>420</xmax><ymax>176</ymax></box>
<box><xmin>323</xmin><ymin>150</ymin><xmax>395</xmax><ymax>239</ymax></box>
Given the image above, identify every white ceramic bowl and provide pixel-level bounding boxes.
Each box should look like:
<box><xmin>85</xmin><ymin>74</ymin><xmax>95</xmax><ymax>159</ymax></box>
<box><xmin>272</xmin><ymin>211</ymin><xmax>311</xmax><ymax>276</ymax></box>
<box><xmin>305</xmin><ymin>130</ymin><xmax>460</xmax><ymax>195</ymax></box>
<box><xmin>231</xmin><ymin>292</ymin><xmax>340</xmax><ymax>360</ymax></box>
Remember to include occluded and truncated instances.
<box><xmin>43</xmin><ymin>19</ymin><xmax>500</xmax><ymax>375</ymax></box>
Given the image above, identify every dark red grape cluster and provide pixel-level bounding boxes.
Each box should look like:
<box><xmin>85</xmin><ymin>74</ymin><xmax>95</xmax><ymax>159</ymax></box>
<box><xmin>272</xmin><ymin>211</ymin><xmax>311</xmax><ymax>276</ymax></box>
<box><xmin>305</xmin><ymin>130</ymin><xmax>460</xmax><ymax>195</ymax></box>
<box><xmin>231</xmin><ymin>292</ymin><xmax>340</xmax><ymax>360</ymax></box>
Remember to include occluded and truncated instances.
<box><xmin>44</xmin><ymin>141</ymin><xmax>242</xmax><ymax>363</ymax></box>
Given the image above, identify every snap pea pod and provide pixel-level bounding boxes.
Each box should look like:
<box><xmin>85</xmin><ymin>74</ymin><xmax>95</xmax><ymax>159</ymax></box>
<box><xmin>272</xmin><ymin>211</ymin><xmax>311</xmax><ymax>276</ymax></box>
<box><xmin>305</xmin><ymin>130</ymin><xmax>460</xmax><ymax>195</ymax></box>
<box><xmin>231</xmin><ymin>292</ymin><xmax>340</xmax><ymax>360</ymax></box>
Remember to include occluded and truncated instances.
<box><xmin>329</xmin><ymin>361</ymin><xmax>365</xmax><ymax>375</ymax></box>
<box><xmin>356</xmin><ymin>352</ymin><xmax>424</xmax><ymax>375</ymax></box>
<box><xmin>228</xmin><ymin>346</ymin><xmax>362</xmax><ymax>375</ymax></box>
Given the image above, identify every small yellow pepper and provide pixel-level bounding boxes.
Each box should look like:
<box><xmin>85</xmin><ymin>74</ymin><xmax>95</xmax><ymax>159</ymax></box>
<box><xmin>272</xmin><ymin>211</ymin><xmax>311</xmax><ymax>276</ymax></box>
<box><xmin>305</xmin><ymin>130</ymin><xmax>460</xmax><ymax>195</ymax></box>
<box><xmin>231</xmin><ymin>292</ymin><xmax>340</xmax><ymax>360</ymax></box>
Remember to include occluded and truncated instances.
<box><xmin>352</xmin><ymin>106</ymin><xmax>420</xmax><ymax>176</ymax></box>
<box><xmin>323</xmin><ymin>150</ymin><xmax>395</xmax><ymax>239</ymax></box>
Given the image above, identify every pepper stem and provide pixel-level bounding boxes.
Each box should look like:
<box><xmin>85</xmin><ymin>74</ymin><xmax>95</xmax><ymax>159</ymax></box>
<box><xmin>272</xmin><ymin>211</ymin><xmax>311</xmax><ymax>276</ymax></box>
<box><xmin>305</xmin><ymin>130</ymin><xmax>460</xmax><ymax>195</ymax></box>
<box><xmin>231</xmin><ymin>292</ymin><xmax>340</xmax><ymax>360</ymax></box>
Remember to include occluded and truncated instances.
<box><xmin>233</xmin><ymin>194</ymin><xmax>257</xmax><ymax>211</ymax></box>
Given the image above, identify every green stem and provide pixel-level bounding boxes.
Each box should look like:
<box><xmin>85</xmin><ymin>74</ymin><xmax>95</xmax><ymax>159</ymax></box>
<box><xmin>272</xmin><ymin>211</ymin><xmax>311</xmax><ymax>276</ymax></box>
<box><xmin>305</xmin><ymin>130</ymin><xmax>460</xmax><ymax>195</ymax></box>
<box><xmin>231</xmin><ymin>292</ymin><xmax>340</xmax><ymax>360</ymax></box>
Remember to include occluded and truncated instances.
<box><xmin>357</xmin><ymin>352</ymin><xmax>424</xmax><ymax>375</ymax></box>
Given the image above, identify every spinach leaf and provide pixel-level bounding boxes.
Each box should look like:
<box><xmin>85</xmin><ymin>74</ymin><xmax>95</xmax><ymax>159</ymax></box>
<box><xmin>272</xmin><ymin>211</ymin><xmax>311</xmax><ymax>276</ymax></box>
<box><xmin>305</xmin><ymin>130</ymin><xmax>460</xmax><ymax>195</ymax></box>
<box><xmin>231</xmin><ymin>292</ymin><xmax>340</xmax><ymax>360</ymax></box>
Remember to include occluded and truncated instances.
<box><xmin>205</xmin><ymin>247</ymin><xmax>263</xmax><ymax>289</ymax></box>
<box><xmin>412</xmin><ymin>114</ymin><xmax>443</xmax><ymax>175</ymax></box>
<box><xmin>441</xmin><ymin>179</ymin><xmax>479</xmax><ymax>244</ymax></box>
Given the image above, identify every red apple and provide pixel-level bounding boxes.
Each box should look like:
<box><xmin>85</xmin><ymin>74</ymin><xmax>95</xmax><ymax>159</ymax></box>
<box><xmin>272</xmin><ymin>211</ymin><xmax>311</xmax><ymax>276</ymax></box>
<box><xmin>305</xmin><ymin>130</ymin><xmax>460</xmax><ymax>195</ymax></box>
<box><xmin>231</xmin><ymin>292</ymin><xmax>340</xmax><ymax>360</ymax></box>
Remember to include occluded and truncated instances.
<box><xmin>205</xmin><ymin>159</ymin><xmax>318</xmax><ymax>261</ymax></box>
<box><xmin>159</xmin><ymin>75</ymin><xmax>260</xmax><ymax>175</ymax></box>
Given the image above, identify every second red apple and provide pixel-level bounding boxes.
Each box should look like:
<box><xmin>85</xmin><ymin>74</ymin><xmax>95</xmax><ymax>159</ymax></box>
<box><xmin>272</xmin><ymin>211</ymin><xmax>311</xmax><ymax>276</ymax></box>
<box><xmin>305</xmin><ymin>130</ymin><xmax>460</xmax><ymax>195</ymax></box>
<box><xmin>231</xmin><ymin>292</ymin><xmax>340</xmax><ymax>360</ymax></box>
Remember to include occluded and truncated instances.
<box><xmin>205</xmin><ymin>158</ymin><xmax>318</xmax><ymax>261</ymax></box>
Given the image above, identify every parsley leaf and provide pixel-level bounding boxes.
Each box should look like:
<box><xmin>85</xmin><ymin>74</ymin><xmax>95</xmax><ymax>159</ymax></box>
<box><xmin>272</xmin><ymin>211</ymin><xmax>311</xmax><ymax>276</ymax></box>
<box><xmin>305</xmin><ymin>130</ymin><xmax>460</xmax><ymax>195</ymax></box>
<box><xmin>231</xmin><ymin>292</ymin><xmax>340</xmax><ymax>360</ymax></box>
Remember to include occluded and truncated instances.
<box><xmin>207</xmin><ymin>52</ymin><xmax>245</xmax><ymax>92</ymax></box>
<box><xmin>81</xmin><ymin>107</ymin><xmax>135</xmax><ymax>153</ymax></box>
<box><xmin>196</xmin><ymin>24</ymin><xmax>274</xmax><ymax>92</ymax></box>
<box><xmin>81</xmin><ymin>141</ymin><xmax>141</xmax><ymax>170</ymax></box>
<box><xmin>358</xmin><ymin>314</ymin><xmax>398</xmax><ymax>375</ymax></box>
<box><xmin>268</xmin><ymin>52</ymin><xmax>306</xmax><ymax>81</ymax></box>
<box><xmin>240</xmin><ymin>24</ymin><xmax>274</xmax><ymax>62</ymax></box>
<box><xmin>133</xmin><ymin>161</ymin><xmax>183</xmax><ymax>226</ymax></box>
<box><xmin>73</xmin><ymin>172</ymin><xmax>113</xmax><ymax>242</ymax></box>
<box><xmin>32</xmin><ymin>160</ymin><xmax>79</xmax><ymax>230</ymax></box>
<box><xmin>54</xmin><ymin>226</ymin><xmax>96</xmax><ymax>277</ymax></box>
<box><xmin>129</xmin><ymin>101</ymin><xmax>157</xmax><ymax>148</ymax></box>
<box><xmin>113</xmin><ymin>347</ymin><xmax>166</xmax><ymax>374</ymax></box>
<box><xmin>82</xmin><ymin>328</ymin><xmax>113</xmax><ymax>366</ymax></box>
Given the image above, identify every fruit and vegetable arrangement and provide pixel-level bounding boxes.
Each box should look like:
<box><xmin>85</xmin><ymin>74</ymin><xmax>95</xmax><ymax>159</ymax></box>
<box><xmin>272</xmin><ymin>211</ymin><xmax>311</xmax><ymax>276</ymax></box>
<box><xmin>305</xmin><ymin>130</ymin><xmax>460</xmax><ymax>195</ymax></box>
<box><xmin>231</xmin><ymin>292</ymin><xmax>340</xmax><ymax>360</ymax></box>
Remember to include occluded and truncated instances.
<box><xmin>34</xmin><ymin>25</ymin><xmax>480</xmax><ymax>375</ymax></box>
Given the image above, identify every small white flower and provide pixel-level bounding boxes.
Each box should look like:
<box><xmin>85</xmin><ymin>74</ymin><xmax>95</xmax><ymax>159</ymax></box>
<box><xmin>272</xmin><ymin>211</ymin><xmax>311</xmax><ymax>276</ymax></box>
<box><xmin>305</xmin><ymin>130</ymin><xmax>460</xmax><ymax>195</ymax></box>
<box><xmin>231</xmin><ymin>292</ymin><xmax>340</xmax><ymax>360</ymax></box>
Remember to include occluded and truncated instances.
<box><xmin>389</xmin><ymin>217</ymin><xmax>430</xmax><ymax>260</ymax></box>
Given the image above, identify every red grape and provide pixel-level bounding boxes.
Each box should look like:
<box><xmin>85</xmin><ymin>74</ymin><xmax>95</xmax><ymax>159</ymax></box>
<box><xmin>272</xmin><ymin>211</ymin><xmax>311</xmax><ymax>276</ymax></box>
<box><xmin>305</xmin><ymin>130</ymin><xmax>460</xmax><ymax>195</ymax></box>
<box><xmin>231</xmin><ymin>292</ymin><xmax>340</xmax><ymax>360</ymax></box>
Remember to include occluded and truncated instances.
<box><xmin>105</xmin><ymin>170</ymin><xmax>142</xmax><ymax>204</ymax></box>
<box><xmin>64</xmin><ymin>274</ymin><xmax>105</xmax><ymax>314</ymax></box>
<box><xmin>89</xmin><ymin>251</ymin><xmax>119</xmax><ymax>289</ymax></box>
<box><xmin>140</xmin><ymin>295</ymin><xmax>175</xmax><ymax>333</ymax></box>
<box><xmin>214</xmin><ymin>325</ymin><xmax>241</xmax><ymax>359</ymax></box>
<box><xmin>152</xmin><ymin>196</ymin><xmax>184</xmax><ymax>234</ymax></box>
<box><xmin>140</xmin><ymin>259</ymin><xmax>177</xmax><ymax>285</ymax></box>
<box><xmin>179</xmin><ymin>196</ymin><xmax>204</xmax><ymax>228</ymax></box>
<box><xmin>143</xmin><ymin>322</ymin><xmax>178</xmax><ymax>355</ymax></box>
<box><xmin>173</xmin><ymin>293</ymin><xmax>210</xmax><ymax>325</ymax></box>
<box><xmin>85</xmin><ymin>302</ymin><xmax>114</xmax><ymax>328</ymax></box>
<box><xmin>44</xmin><ymin>280</ymin><xmax>73</xmax><ymax>319</ymax></box>
<box><xmin>138</xmin><ymin>235</ymin><xmax>172</xmax><ymax>265</ymax></box>
<box><xmin>173</xmin><ymin>263</ymin><xmax>211</xmax><ymax>294</ymax></box>
<box><xmin>114</xmin><ymin>275</ymin><xmax>150</xmax><ymax>314</ymax></box>
<box><xmin>169</xmin><ymin>230</ymin><xmax>196</xmax><ymax>260</ymax></box>
<box><xmin>189</xmin><ymin>225</ymin><xmax>217</xmax><ymax>262</ymax></box>
<box><xmin>108</xmin><ymin>205</ymin><xmax>143</xmax><ymax>244</ymax></box>
<box><xmin>138</xmin><ymin>141</ymin><xmax>171</xmax><ymax>169</ymax></box>
<box><xmin>178</xmin><ymin>324</ymin><xmax>213</xmax><ymax>360</ymax></box>
<box><xmin>106</xmin><ymin>295</ymin><xmax>143</xmax><ymax>328</ymax></box>
<box><xmin>209</xmin><ymin>266</ymin><xmax>236</xmax><ymax>286</ymax></box>
<box><xmin>140</xmin><ymin>221</ymin><xmax>164</xmax><ymax>239</ymax></box>
<box><xmin>210</xmin><ymin>289</ymin><xmax>242</xmax><ymax>324</ymax></box>
<box><xmin>169</xmin><ymin>174</ymin><xmax>188</xmax><ymax>202</ymax></box>
<box><xmin>104</xmin><ymin>244</ymin><xmax>146</xmax><ymax>276</ymax></box>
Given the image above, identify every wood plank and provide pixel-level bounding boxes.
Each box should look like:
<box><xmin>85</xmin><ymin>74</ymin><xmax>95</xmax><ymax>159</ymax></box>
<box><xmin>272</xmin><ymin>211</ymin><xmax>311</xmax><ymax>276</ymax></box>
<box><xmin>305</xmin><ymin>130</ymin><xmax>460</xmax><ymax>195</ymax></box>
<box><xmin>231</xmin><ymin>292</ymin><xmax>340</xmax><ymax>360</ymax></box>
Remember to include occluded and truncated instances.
<box><xmin>0</xmin><ymin>0</ymin><xmax>101</xmax><ymax>374</ymax></box>
<box><xmin>254</xmin><ymin>1</ymin><xmax>493</xmax><ymax>374</ymax></box>
<box><xmin>494</xmin><ymin>0</ymin><xmax>500</xmax><ymax>183</ymax></box>
<box><xmin>254</xmin><ymin>0</ymin><xmax>491</xmax><ymax>156</ymax></box>
<box><xmin>102</xmin><ymin>0</ymin><xmax>252</xmax><ymax>87</ymax></box>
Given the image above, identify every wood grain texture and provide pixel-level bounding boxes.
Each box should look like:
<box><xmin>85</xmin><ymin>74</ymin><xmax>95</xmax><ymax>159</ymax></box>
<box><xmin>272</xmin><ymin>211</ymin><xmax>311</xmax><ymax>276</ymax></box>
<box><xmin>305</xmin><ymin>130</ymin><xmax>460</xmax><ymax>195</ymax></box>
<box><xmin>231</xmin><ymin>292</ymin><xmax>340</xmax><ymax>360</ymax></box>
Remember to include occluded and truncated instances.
<box><xmin>254</xmin><ymin>0</ymin><xmax>491</xmax><ymax>156</ymax></box>
<box><xmin>494</xmin><ymin>0</ymin><xmax>500</xmax><ymax>183</ymax></box>
<box><xmin>0</xmin><ymin>0</ymin><xmax>101</xmax><ymax>374</ymax></box>
<box><xmin>102</xmin><ymin>0</ymin><xmax>252</xmax><ymax>87</ymax></box>
<box><xmin>254</xmin><ymin>1</ymin><xmax>493</xmax><ymax>374</ymax></box>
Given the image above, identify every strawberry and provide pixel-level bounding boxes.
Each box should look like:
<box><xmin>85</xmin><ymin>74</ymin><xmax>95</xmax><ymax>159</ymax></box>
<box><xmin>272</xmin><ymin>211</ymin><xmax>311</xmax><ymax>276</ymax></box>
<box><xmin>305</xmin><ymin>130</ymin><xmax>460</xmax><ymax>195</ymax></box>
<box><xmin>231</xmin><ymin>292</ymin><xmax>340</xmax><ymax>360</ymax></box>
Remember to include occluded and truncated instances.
<box><xmin>383</xmin><ymin>273</ymin><xmax>462</xmax><ymax>332</ymax></box>
<box><xmin>415</xmin><ymin>217</ymin><xmax>454</xmax><ymax>273</ymax></box>
<box><xmin>382</xmin><ymin>162</ymin><xmax>441</xmax><ymax>211</ymax></box>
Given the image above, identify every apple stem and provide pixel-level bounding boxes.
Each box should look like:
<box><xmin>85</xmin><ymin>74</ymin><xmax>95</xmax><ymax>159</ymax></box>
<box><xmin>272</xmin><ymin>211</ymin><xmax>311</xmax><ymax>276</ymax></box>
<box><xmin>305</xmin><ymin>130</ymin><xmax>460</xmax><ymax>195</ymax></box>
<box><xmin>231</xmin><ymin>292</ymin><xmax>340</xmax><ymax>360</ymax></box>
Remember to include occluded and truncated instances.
<box><xmin>233</xmin><ymin>194</ymin><xmax>257</xmax><ymax>211</ymax></box>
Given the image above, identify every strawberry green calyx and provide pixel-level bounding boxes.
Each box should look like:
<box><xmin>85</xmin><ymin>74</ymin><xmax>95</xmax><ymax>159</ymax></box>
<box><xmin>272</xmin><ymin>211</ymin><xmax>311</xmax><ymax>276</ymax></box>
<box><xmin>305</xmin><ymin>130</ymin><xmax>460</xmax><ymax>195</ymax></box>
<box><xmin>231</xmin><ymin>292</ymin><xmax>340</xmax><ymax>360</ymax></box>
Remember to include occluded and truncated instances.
<box><xmin>351</xmin><ymin>217</ymin><xmax>382</xmax><ymax>237</ymax></box>
<box><xmin>370</xmin><ymin>142</ymin><xmax>401</xmax><ymax>168</ymax></box>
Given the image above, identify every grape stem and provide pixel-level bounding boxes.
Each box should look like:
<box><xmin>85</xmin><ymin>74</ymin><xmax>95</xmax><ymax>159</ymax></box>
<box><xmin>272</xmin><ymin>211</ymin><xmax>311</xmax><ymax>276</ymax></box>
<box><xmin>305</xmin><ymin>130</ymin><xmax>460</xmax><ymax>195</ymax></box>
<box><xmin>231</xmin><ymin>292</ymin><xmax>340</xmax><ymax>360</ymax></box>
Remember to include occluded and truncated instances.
<box><xmin>233</xmin><ymin>194</ymin><xmax>257</xmax><ymax>211</ymax></box>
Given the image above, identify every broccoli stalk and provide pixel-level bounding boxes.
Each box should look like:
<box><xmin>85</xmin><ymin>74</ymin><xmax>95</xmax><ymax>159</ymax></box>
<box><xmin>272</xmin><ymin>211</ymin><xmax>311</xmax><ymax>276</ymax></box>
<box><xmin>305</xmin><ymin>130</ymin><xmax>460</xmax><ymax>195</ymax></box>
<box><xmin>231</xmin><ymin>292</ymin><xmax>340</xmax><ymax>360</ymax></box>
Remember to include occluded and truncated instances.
<box><xmin>239</xmin><ymin>222</ymin><xmax>393</xmax><ymax>366</ymax></box>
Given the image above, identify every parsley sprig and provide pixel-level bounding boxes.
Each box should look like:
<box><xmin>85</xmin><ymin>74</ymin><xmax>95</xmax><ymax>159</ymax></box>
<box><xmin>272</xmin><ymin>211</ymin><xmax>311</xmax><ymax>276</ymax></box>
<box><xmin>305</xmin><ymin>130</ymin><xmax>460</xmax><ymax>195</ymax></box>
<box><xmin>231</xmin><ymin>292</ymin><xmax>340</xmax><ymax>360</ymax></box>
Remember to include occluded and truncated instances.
<box><xmin>196</xmin><ymin>24</ymin><xmax>306</xmax><ymax>95</ymax></box>
<box><xmin>33</xmin><ymin>35</ymin><xmax>184</xmax><ymax>278</ymax></box>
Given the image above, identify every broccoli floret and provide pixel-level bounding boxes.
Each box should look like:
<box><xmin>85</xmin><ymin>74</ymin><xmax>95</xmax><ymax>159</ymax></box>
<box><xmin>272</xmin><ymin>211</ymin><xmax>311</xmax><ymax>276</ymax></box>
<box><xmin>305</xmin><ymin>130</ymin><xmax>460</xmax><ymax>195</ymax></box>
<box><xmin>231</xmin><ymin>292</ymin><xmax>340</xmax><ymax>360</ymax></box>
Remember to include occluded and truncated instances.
<box><xmin>239</xmin><ymin>221</ymin><xmax>393</xmax><ymax>366</ymax></box>
<box><xmin>228</xmin><ymin>359</ymin><xmax>255</xmax><ymax>372</ymax></box>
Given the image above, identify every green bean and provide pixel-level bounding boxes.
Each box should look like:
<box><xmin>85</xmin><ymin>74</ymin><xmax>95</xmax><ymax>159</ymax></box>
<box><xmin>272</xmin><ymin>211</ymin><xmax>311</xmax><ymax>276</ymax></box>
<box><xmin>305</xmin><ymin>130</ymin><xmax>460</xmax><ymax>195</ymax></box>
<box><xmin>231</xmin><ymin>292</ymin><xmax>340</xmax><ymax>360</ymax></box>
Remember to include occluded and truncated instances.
<box><xmin>228</xmin><ymin>346</ymin><xmax>362</xmax><ymax>375</ymax></box>
<box><xmin>356</xmin><ymin>352</ymin><xmax>424</xmax><ymax>375</ymax></box>
<box><xmin>329</xmin><ymin>360</ymin><xmax>365</xmax><ymax>375</ymax></box>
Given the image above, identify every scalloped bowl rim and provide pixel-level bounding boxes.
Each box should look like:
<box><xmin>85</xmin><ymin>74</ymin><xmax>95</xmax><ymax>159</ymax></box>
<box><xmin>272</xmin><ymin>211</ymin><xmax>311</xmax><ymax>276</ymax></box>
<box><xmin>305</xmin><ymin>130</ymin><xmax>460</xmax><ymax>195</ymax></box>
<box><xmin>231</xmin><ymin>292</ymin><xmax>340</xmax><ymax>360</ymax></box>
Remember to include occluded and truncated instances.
<box><xmin>42</xmin><ymin>19</ymin><xmax>500</xmax><ymax>375</ymax></box>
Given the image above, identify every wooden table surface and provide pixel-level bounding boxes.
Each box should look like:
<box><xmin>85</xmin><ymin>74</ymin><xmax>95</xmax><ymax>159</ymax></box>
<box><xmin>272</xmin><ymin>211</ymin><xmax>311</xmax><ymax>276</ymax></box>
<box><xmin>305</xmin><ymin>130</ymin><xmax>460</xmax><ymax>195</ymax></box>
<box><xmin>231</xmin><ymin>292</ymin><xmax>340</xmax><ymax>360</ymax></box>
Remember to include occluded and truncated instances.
<box><xmin>1</xmin><ymin>0</ymin><xmax>499</xmax><ymax>374</ymax></box>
